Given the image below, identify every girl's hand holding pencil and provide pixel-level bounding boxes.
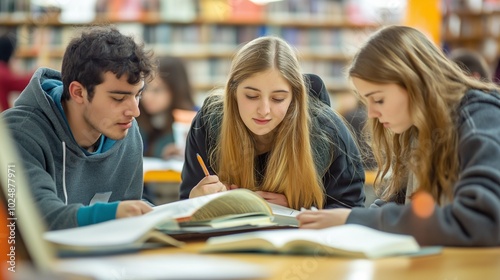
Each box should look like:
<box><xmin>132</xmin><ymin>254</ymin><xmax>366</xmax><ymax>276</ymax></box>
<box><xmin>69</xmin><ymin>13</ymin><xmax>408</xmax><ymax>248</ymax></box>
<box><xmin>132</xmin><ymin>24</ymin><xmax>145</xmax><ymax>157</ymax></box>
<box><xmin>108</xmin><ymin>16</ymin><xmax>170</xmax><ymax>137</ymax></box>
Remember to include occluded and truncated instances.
<box><xmin>189</xmin><ymin>153</ymin><xmax>228</xmax><ymax>198</ymax></box>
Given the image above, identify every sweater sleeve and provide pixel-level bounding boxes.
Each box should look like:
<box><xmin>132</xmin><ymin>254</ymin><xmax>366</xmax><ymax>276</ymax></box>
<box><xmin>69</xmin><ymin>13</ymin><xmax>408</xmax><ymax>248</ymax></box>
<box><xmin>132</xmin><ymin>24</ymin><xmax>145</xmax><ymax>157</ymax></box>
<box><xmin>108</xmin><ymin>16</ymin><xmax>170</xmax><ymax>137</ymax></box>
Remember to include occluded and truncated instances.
<box><xmin>77</xmin><ymin>202</ymin><xmax>119</xmax><ymax>226</ymax></box>
<box><xmin>179</xmin><ymin>109</ymin><xmax>212</xmax><ymax>199</ymax></box>
<box><xmin>347</xmin><ymin>99</ymin><xmax>500</xmax><ymax>246</ymax></box>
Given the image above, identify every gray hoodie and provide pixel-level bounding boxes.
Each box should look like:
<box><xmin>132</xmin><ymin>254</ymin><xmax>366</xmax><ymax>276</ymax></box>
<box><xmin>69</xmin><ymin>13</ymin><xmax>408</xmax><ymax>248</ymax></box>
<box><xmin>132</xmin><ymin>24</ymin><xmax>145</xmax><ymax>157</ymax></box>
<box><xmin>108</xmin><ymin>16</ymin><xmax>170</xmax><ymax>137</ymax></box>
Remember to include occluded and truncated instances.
<box><xmin>348</xmin><ymin>89</ymin><xmax>500</xmax><ymax>246</ymax></box>
<box><xmin>1</xmin><ymin>68</ymin><xmax>144</xmax><ymax>230</ymax></box>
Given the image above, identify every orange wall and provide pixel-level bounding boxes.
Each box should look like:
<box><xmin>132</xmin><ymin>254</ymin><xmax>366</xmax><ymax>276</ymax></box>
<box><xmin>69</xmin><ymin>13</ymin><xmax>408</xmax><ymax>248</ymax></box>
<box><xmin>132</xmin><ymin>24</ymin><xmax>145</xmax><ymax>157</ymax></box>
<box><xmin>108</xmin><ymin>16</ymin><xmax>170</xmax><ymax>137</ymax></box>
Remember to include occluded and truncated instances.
<box><xmin>404</xmin><ymin>0</ymin><xmax>442</xmax><ymax>44</ymax></box>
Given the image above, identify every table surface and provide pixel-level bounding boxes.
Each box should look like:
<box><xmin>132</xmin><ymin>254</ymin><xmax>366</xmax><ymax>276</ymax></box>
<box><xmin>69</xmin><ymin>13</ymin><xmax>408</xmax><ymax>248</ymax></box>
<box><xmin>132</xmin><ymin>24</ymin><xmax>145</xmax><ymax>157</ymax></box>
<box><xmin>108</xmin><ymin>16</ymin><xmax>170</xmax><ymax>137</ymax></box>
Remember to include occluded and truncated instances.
<box><xmin>144</xmin><ymin>169</ymin><xmax>378</xmax><ymax>185</ymax></box>
<box><xmin>142</xmin><ymin>168</ymin><xmax>499</xmax><ymax>279</ymax></box>
<box><xmin>142</xmin><ymin>241</ymin><xmax>500</xmax><ymax>280</ymax></box>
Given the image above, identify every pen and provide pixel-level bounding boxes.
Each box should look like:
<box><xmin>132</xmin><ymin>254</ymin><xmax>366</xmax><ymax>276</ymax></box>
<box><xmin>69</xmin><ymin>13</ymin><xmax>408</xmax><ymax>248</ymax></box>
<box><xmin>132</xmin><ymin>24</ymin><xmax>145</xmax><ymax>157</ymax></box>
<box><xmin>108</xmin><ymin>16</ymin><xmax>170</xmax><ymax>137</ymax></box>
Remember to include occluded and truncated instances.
<box><xmin>196</xmin><ymin>153</ymin><xmax>210</xmax><ymax>177</ymax></box>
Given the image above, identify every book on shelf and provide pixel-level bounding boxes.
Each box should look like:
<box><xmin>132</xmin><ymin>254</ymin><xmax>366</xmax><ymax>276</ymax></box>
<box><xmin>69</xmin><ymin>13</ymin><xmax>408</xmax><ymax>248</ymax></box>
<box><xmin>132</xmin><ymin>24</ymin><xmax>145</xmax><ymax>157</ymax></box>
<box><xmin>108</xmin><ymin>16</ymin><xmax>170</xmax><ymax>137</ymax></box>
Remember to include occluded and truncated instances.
<box><xmin>0</xmin><ymin>0</ymin><xmax>29</xmax><ymax>20</ymax></box>
<box><xmin>227</xmin><ymin>0</ymin><xmax>264</xmax><ymax>21</ymax></box>
<box><xmin>44</xmin><ymin>189</ymin><xmax>290</xmax><ymax>255</ymax></box>
<box><xmin>199</xmin><ymin>0</ymin><xmax>231</xmax><ymax>21</ymax></box>
<box><xmin>202</xmin><ymin>224</ymin><xmax>422</xmax><ymax>259</ymax></box>
<box><xmin>58</xmin><ymin>0</ymin><xmax>96</xmax><ymax>23</ymax></box>
<box><xmin>108</xmin><ymin>0</ymin><xmax>143</xmax><ymax>21</ymax></box>
<box><xmin>159</xmin><ymin>0</ymin><xmax>196</xmax><ymax>22</ymax></box>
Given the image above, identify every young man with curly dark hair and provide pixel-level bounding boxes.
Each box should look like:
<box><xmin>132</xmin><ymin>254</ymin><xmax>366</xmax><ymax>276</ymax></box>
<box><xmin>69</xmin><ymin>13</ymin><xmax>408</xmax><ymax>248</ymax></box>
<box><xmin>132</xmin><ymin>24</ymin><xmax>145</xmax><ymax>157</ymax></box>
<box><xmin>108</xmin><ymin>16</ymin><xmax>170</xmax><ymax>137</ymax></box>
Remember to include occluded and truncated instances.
<box><xmin>1</xmin><ymin>26</ymin><xmax>156</xmax><ymax>230</ymax></box>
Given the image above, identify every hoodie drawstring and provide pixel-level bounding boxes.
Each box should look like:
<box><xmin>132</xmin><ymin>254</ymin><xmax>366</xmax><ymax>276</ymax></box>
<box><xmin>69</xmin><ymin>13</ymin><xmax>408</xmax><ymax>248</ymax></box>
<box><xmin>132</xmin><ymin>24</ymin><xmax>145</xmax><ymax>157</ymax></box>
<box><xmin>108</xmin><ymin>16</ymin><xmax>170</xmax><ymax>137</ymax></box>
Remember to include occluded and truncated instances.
<box><xmin>62</xmin><ymin>141</ymin><xmax>68</xmax><ymax>205</ymax></box>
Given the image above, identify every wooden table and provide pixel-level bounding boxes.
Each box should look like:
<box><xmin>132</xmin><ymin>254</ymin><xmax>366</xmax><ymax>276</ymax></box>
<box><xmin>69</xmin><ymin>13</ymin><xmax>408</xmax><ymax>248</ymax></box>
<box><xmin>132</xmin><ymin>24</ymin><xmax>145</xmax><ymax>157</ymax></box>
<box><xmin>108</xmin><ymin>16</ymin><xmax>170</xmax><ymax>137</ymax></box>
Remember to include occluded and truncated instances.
<box><xmin>144</xmin><ymin>170</ymin><xmax>379</xmax><ymax>185</ymax></box>
<box><xmin>144</xmin><ymin>170</ymin><xmax>182</xmax><ymax>183</ymax></box>
<box><xmin>143</xmin><ymin>241</ymin><xmax>500</xmax><ymax>280</ymax></box>
<box><xmin>141</xmin><ymin>168</ymin><xmax>497</xmax><ymax>279</ymax></box>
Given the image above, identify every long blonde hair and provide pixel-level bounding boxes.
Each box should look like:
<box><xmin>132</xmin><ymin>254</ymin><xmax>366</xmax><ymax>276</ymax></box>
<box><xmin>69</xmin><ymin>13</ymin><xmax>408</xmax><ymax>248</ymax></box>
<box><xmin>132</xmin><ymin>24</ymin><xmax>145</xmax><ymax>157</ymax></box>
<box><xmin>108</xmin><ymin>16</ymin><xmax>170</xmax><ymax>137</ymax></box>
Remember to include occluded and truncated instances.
<box><xmin>348</xmin><ymin>25</ymin><xmax>498</xmax><ymax>203</ymax></box>
<box><xmin>205</xmin><ymin>36</ymin><xmax>325</xmax><ymax>209</ymax></box>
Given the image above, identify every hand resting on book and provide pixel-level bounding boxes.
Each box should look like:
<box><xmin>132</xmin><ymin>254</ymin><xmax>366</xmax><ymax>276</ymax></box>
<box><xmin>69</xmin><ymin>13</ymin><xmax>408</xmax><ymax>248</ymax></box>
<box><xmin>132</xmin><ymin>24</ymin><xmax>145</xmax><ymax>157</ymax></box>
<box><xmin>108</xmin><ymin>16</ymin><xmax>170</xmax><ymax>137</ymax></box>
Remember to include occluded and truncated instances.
<box><xmin>297</xmin><ymin>208</ymin><xmax>351</xmax><ymax>229</ymax></box>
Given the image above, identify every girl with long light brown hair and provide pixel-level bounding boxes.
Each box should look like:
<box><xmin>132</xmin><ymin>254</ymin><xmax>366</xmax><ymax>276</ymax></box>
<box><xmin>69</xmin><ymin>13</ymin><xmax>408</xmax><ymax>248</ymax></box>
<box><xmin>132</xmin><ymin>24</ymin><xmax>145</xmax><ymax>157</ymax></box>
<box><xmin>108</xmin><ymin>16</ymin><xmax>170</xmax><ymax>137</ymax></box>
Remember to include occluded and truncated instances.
<box><xmin>298</xmin><ymin>25</ymin><xmax>500</xmax><ymax>246</ymax></box>
<box><xmin>179</xmin><ymin>36</ymin><xmax>365</xmax><ymax>210</ymax></box>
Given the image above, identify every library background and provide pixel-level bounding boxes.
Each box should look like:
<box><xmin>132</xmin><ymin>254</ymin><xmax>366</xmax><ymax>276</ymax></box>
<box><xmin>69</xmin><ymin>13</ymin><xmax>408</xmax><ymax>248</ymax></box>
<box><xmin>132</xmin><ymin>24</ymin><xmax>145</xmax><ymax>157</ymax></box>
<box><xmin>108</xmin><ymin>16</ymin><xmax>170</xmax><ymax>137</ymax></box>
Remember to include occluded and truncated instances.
<box><xmin>1</xmin><ymin>0</ymin><xmax>499</xmax><ymax>108</ymax></box>
<box><xmin>1</xmin><ymin>0</ymin><xmax>499</xmax><ymax>203</ymax></box>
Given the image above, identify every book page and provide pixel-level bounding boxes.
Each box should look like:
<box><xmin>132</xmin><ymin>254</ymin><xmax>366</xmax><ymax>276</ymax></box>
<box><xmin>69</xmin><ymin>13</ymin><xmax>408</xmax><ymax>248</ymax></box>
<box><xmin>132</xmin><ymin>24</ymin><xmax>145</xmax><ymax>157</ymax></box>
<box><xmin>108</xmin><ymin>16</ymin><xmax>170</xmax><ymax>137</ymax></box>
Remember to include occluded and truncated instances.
<box><xmin>190</xmin><ymin>190</ymin><xmax>272</xmax><ymax>221</ymax></box>
<box><xmin>305</xmin><ymin>225</ymin><xmax>419</xmax><ymax>258</ymax></box>
<box><xmin>181</xmin><ymin>214</ymin><xmax>274</xmax><ymax>228</ymax></box>
<box><xmin>151</xmin><ymin>191</ymin><xmax>229</xmax><ymax>219</ymax></box>
<box><xmin>206</xmin><ymin>228</ymin><xmax>300</xmax><ymax>248</ymax></box>
<box><xmin>152</xmin><ymin>189</ymin><xmax>272</xmax><ymax>222</ymax></box>
<box><xmin>44</xmin><ymin>211</ymin><xmax>180</xmax><ymax>248</ymax></box>
<box><xmin>204</xmin><ymin>224</ymin><xmax>420</xmax><ymax>258</ymax></box>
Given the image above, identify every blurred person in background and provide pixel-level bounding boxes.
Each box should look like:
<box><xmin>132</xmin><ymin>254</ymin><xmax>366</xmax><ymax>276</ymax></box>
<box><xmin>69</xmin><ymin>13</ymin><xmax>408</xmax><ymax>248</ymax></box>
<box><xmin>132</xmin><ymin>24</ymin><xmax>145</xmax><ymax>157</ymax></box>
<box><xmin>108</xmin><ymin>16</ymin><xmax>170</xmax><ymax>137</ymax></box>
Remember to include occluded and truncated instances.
<box><xmin>137</xmin><ymin>56</ymin><xmax>198</xmax><ymax>160</ymax></box>
<box><xmin>449</xmin><ymin>48</ymin><xmax>492</xmax><ymax>82</ymax></box>
<box><xmin>0</xmin><ymin>33</ymin><xmax>32</xmax><ymax>112</ymax></box>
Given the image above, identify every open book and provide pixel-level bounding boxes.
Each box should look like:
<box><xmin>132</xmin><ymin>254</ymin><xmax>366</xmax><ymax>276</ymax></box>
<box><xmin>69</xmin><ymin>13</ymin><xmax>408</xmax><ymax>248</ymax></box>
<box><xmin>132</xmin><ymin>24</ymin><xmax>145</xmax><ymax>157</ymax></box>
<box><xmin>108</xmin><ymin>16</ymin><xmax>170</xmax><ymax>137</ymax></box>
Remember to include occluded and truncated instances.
<box><xmin>157</xmin><ymin>196</ymin><xmax>301</xmax><ymax>241</ymax></box>
<box><xmin>154</xmin><ymin>189</ymin><xmax>275</xmax><ymax>228</ymax></box>
<box><xmin>202</xmin><ymin>224</ymin><xmax>421</xmax><ymax>259</ymax></box>
<box><xmin>44</xmin><ymin>189</ymin><xmax>277</xmax><ymax>254</ymax></box>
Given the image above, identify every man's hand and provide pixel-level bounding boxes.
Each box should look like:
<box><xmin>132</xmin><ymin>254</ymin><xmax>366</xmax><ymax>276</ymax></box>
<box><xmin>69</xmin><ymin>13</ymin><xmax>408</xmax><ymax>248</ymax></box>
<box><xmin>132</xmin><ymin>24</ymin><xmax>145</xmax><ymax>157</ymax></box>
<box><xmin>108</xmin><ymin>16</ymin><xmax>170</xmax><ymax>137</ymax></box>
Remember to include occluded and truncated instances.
<box><xmin>116</xmin><ymin>200</ymin><xmax>153</xmax><ymax>219</ymax></box>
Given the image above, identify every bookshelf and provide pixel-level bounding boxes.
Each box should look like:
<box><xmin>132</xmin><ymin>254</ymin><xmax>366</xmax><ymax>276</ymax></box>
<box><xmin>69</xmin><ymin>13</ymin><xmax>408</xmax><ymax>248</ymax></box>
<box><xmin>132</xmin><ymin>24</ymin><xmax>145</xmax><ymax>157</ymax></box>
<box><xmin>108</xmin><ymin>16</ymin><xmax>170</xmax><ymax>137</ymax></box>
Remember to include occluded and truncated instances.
<box><xmin>0</xmin><ymin>0</ymin><xmax>382</xmax><ymax>111</ymax></box>
<box><xmin>442</xmin><ymin>0</ymin><xmax>500</xmax><ymax>69</ymax></box>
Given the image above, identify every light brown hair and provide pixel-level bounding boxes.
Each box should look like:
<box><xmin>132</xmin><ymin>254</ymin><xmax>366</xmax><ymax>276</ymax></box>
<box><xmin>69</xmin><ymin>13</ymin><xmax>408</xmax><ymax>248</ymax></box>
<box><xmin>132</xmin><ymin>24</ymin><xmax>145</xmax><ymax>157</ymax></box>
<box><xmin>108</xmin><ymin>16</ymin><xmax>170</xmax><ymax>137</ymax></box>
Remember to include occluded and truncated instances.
<box><xmin>205</xmin><ymin>36</ymin><xmax>325</xmax><ymax>209</ymax></box>
<box><xmin>348</xmin><ymin>25</ymin><xmax>498</xmax><ymax>203</ymax></box>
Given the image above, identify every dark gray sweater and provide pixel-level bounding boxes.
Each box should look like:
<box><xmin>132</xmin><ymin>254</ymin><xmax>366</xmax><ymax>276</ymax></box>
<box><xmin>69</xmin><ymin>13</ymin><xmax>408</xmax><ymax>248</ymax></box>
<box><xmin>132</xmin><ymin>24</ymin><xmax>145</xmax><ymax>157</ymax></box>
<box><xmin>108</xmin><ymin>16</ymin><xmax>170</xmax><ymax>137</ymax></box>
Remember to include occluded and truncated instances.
<box><xmin>348</xmin><ymin>89</ymin><xmax>500</xmax><ymax>246</ymax></box>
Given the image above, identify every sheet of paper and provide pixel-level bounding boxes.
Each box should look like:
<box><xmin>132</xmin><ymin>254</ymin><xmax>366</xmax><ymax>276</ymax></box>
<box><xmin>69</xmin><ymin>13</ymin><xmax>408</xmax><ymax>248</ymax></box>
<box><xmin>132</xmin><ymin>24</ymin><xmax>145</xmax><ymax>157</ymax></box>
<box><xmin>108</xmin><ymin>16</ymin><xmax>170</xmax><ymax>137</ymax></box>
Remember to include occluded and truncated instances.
<box><xmin>44</xmin><ymin>211</ymin><xmax>174</xmax><ymax>247</ymax></box>
<box><xmin>57</xmin><ymin>253</ymin><xmax>269</xmax><ymax>279</ymax></box>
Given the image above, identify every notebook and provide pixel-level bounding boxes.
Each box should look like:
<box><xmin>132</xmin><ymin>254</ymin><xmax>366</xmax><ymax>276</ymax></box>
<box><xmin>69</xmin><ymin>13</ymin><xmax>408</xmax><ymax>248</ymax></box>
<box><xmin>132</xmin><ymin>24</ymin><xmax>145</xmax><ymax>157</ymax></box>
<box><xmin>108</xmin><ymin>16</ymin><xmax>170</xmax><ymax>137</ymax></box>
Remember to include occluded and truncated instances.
<box><xmin>0</xmin><ymin>115</ymin><xmax>269</xmax><ymax>280</ymax></box>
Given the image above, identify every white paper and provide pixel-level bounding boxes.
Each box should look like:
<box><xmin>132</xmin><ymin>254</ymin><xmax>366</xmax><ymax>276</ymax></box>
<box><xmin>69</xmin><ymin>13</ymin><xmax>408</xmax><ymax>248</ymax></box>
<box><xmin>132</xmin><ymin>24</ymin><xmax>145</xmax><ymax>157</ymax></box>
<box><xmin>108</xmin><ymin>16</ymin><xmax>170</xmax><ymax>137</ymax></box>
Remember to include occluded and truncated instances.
<box><xmin>57</xmin><ymin>254</ymin><xmax>269</xmax><ymax>279</ymax></box>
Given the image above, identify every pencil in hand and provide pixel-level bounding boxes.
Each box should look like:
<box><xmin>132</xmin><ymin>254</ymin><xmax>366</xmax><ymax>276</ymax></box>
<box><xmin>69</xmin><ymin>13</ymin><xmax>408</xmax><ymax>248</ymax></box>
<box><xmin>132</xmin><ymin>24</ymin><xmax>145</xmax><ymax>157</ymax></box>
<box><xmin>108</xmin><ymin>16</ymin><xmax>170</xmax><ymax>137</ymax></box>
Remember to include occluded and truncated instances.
<box><xmin>196</xmin><ymin>153</ymin><xmax>210</xmax><ymax>176</ymax></box>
